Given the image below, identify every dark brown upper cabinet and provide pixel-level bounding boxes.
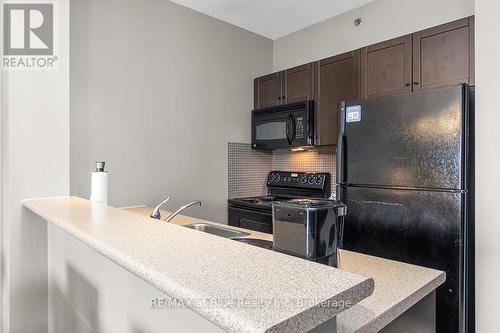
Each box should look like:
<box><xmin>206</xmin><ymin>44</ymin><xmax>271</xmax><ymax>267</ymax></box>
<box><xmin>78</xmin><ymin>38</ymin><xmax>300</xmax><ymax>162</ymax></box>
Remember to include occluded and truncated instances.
<box><xmin>360</xmin><ymin>35</ymin><xmax>413</xmax><ymax>99</ymax></box>
<box><xmin>254</xmin><ymin>72</ymin><xmax>283</xmax><ymax>109</ymax></box>
<box><xmin>254</xmin><ymin>63</ymin><xmax>315</xmax><ymax>109</ymax></box>
<box><xmin>315</xmin><ymin>51</ymin><xmax>361</xmax><ymax>145</ymax></box>
<box><xmin>285</xmin><ymin>63</ymin><xmax>316</xmax><ymax>103</ymax></box>
<box><xmin>412</xmin><ymin>17</ymin><xmax>474</xmax><ymax>91</ymax></box>
<box><xmin>253</xmin><ymin>16</ymin><xmax>475</xmax><ymax>145</ymax></box>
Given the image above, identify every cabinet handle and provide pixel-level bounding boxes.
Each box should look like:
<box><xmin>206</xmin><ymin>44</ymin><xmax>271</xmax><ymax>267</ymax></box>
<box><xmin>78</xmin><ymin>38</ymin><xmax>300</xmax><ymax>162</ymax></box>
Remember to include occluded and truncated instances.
<box><xmin>413</xmin><ymin>82</ymin><xmax>419</xmax><ymax>85</ymax></box>
<box><xmin>405</xmin><ymin>83</ymin><xmax>411</xmax><ymax>87</ymax></box>
<box><xmin>278</xmin><ymin>96</ymin><xmax>281</xmax><ymax>100</ymax></box>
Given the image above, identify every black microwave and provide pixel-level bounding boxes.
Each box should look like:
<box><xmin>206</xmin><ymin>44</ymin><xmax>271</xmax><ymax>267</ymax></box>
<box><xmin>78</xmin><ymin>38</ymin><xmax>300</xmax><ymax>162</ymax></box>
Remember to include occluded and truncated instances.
<box><xmin>251</xmin><ymin>101</ymin><xmax>314</xmax><ymax>149</ymax></box>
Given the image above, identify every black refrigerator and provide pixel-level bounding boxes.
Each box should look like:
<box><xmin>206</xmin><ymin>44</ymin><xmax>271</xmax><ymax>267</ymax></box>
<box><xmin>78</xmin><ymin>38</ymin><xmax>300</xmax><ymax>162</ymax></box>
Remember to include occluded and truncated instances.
<box><xmin>336</xmin><ymin>84</ymin><xmax>474</xmax><ymax>333</ymax></box>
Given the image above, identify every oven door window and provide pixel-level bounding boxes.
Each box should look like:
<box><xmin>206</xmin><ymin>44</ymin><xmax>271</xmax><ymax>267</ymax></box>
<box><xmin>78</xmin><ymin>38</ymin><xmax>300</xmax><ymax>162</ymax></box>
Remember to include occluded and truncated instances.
<box><xmin>255</xmin><ymin>121</ymin><xmax>287</xmax><ymax>141</ymax></box>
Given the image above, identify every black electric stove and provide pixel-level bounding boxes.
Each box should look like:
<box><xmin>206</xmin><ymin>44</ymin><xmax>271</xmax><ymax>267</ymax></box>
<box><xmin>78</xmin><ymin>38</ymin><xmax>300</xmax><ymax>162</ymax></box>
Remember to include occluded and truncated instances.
<box><xmin>227</xmin><ymin>171</ymin><xmax>330</xmax><ymax>233</ymax></box>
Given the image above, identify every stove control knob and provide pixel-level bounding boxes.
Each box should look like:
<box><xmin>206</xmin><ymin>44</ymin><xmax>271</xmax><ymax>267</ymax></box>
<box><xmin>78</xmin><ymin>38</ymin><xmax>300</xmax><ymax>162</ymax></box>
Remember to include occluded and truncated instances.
<box><xmin>269</xmin><ymin>174</ymin><xmax>275</xmax><ymax>182</ymax></box>
<box><xmin>307</xmin><ymin>176</ymin><xmax>314</xmax><ymax>184</ymax></box>
<box><xmin>275</xmin><ymin>174</ymin><xmax>281</xmax><ymax>182</ymax></box>
<box><xmin>300</xmin><ymin>176</ymin><xmax>307</xmax><ymax>184</ymax></box>
<box><xmin>315</xmin><ymin>176</ymin><xmax>322</xmax><ymax>184</ymax></box>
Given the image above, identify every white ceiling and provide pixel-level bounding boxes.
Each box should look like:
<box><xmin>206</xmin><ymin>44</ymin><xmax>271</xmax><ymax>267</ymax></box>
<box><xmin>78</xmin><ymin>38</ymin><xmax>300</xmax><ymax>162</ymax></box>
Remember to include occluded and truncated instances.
<box><xmin>169</xmin><ymin>0</ymin><xmax>376</xmax><ymax>40</ymax></box>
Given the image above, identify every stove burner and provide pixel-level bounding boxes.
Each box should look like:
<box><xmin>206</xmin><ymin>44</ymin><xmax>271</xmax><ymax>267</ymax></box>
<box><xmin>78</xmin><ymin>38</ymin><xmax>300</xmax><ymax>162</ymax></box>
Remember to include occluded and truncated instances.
<box><xmin>285</xmin><ymin>198</ymin><xmax>334</xmax><ymax>208</ymax></box>
<box><xmin>240</xmin><ymin>198</ymin><xmax>260</xmax><ymax>204</ymax></box>
<box><xmin>231</xmin><ymin>196</ymin><xmax>277</xmax><ymax>207</ymax></box>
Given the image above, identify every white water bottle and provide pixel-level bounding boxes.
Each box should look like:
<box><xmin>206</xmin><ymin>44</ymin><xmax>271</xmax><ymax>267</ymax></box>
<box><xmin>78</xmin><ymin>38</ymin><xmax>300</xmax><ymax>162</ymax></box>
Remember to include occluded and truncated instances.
<box><xmin>90</xmin><ymin>161</ymin><xmax>108</xmax><ymax>204</ymax></box>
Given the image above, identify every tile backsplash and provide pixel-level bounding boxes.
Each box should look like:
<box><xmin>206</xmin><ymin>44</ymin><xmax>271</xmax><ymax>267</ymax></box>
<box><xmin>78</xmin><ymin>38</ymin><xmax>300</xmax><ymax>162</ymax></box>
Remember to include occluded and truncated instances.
<box><xmin>228</xmin><ymin>143</ymin><xmax>273</xmax><ymax>199</ymax></box>
<box><xmin>228</xmin><ymin>143</ymin><xmax>336</xmax><ymax>198</ymax></box>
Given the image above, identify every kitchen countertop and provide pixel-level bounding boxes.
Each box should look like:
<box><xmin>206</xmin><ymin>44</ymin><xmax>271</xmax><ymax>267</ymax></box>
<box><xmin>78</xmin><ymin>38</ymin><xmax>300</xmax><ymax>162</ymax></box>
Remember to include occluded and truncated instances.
<box><xmin>126</xmin><ymin>206</ymin><xmax>446</xmax><ymax>333</ymax></box>
<box><xmin>23</xmin><ymin>196</ymin><xmax>374</xmax><ymax>333</ymax></box>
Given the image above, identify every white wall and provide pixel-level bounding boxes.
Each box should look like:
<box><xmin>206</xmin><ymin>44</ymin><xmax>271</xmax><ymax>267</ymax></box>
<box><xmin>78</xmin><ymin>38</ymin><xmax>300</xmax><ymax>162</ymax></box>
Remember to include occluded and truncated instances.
<box><xmin>1</xmin><ymin>0</ymin><xmax>70</xmax><ymax>332</ymax></box>
<box><xmin>474</xmin><ymin>0</ymin><xmax>500</xmax><ymax>331</ymax></box>
<box><xmin>273</xmin><ymin>0</ymin><xmax>474</xmax><ymax>71</ymax></box>
<box><xmin>70</xmin><ymin>0</ymin><xmax>273</xmax><ymax>224</ymax></box>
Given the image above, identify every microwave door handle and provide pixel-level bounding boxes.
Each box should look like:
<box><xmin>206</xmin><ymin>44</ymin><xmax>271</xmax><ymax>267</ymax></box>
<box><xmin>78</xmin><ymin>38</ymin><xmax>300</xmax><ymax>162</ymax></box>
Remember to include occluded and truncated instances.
<box><xmin>286</xmin><ymin>115</ymin><xmax>292</xmax><ymax>145</ymax></box>
<box><xmin>290</xmin><ymin>115</ymin><xmax>296</xmax><ymax>143</ymax></box>
<box><xmin>285</xmin><ymin>117</ymin><xmax>289</xmax><ymax>143</ymax></box>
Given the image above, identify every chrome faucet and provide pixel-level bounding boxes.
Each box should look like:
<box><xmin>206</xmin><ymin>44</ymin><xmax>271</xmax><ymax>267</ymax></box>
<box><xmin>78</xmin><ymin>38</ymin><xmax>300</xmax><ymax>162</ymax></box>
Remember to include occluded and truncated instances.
<box><xmin>164</xmin><ymin>200</ymin><xmax>201</xmax><ymax>222</ymax></box>
<box><xmin>150</xmin><ymin>197</ymin><xmax>171</xmax><ymax>220</ymax></box>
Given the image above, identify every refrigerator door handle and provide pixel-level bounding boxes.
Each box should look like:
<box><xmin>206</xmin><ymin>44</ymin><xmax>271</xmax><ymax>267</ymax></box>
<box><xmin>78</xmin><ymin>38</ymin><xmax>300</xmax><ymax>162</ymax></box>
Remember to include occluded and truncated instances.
<box><xmin>336</xmin><ymin>101</ymin><xmax>346</xmax><ymax>197</ymax></box>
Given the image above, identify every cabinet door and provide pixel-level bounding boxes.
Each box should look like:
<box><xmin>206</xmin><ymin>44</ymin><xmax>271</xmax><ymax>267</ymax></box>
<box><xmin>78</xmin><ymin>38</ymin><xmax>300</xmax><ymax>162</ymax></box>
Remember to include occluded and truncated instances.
<box><xmin>254</xmin><ymin>72</ymin><xmax>283</xmax><ymax>109</ymax></box>
<box><xmin>285</xmin><ymin>63</ymin><xmax>315</xmax><ymax>103</ymax></box>
<box><xmin>316</xmin><ymin>51</ymin><xmax>360</xmax><ymax>146</ymax></box>
<box><xmin>360</xmin><ymin>35</ymin><xmax>412</xmax><ymax>99</ymax></box>
<box><xmin>413</xmin><ymin>17</ymin><xmax>474</xmax><ymax>91</ymax></box>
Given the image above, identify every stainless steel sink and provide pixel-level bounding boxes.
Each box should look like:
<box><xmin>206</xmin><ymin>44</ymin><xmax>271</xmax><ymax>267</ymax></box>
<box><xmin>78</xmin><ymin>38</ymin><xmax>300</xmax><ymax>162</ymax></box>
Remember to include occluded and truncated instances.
<box><xmin>183</xmin><ymin>223</ymin><xmax>250</xmax><ymax>239</ymax></box>
<box><xmin>232</xmin><ymin>238</ymin><xmax>273</xmax><ymax>250</ymax></box>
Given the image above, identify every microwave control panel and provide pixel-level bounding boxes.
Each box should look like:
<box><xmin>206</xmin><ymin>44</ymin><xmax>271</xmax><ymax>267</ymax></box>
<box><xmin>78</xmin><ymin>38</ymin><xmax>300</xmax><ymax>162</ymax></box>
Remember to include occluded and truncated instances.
<box><xmin>295</xmin><ymin>117</ymin><xmax>305</xmax><ymax>140</ymax></box>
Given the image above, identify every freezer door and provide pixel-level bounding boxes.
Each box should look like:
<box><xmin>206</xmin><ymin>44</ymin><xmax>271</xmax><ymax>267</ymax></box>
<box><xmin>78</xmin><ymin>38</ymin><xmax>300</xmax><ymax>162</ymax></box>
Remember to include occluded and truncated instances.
<box><xmin>341</xmin><ymin>186</ymin><xmax>466</xmax><ymax>333</ymax></box>
<box><xmin>343</xmin><ymin>85</ymin><xmax>466</xmax><ymax>190</ymax></box>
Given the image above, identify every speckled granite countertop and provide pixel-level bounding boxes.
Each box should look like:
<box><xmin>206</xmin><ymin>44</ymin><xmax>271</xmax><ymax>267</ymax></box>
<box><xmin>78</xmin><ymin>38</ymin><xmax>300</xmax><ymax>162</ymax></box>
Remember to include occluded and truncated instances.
<box><xmin>126</xmin><ymin>206</ymin><xmax>446</xmax><ymax>333</ymax></box>
<box><xmin>23</xmin><ymin>196</ymin><xmax>374</xmax><ymax>333</ymax></box>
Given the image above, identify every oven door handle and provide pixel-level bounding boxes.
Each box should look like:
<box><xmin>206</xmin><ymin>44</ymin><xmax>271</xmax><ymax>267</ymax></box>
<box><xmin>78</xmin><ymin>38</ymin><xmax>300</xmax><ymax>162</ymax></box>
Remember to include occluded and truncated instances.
<box><xmin>286</xmin><ymin>114</ymin><xmax>295</xmax><ymax>145</ymax></box>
